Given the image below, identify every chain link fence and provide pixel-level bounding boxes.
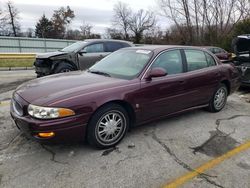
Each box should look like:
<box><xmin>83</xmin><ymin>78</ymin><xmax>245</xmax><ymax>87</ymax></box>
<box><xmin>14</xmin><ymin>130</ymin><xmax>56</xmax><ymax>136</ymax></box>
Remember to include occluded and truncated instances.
<box><xmin>0</xmin><ymin>36</ymin><xmax>77</xmax><ymax>53</ymax></box>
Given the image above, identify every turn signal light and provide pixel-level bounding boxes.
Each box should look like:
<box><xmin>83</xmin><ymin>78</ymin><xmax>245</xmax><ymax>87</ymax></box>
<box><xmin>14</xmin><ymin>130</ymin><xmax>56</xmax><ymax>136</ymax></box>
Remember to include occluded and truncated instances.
<box><xmin>38</xmin><ymin>132</ymin><xmax>55</xmax><ymax>138</ymax></box>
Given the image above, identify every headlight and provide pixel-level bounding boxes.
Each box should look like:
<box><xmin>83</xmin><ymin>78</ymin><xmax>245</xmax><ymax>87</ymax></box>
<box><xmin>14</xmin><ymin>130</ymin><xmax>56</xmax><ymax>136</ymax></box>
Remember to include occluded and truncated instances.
<box><xmin>28</xmin><ymin>104</ymin><xmax>75</xmax><ymax>119</ymax></box>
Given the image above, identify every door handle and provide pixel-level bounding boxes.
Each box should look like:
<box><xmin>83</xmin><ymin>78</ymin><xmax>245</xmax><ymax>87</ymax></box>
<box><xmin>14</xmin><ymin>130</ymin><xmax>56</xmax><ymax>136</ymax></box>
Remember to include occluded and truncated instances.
<box><xmin>178</xmin><ymin>80</ymin><xmax>185</xmax><ymax>84</ymax></box>
<box><xmin>215</xmin><ymin>72</ymin><xmax>220</xmax><ymax>77</ymax></box>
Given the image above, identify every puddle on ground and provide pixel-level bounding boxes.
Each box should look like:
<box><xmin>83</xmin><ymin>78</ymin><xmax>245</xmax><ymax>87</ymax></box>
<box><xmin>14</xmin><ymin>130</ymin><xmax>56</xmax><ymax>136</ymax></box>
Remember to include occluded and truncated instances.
<box><xmin>191</xmin><ymin>129</ymin><xmax>238</xmax><ymax>157</ymax></box>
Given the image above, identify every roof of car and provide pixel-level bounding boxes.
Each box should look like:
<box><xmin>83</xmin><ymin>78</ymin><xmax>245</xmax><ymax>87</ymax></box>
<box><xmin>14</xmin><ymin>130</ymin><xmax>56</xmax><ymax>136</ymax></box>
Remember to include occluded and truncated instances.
<box><xmin>201</xmin><ymin>46</ymin><xmax>221</xmax><ymax>49</ymax></box>
<box><xmin>84</xmin><ymin>39</ymin><xmax>133</xmax><ymax>44</ymax></box>
<box><xmin>124</xmin><ymin>45</ymin><xmax>210</xmax><ymax>53</ymax></box>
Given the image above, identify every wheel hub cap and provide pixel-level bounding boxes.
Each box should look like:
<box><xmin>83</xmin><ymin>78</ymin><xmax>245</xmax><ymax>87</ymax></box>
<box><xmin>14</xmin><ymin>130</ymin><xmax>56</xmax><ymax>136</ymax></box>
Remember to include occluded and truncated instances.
<box><xmin>214</xmin><ymin>88</ymin><xmax>226</xmax><ymax>109</ymax></box>
<box><xmin>97</xmin><ymin>112</ymin><xmax>124</xmax><ymax>143</ymax></box>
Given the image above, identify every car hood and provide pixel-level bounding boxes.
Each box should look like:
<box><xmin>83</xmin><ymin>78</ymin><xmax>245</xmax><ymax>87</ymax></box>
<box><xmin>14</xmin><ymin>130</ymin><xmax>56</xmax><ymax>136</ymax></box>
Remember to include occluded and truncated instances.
<box><xmin>15</xmin><ymin>71</ymin><xmax>130</xmax><ymax>106</ymax></box>
<box><xmin>36</xmin><ymin>51</ymin><xmax>68</xmax><ymax>59</ymax></box>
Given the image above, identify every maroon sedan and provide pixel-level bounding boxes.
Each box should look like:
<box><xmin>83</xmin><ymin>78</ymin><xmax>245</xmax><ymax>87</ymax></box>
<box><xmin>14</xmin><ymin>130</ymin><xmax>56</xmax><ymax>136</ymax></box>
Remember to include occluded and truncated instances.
<box><xmin>204</xmin><ymin>46</ymin><xmax>233</xmax><ymax>63</ymax></box>
<box><xmin>10</xmin><ymin>46</ymin><xmax>240</xmax><ymax>148</ymax></box>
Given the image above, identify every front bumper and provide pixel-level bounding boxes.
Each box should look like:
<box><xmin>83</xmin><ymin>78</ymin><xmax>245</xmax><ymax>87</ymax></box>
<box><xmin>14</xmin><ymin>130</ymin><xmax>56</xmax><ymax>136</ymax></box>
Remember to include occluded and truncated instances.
<box><xmin>35</xmin><ymin>66</ymin><xmax>51</xmax><ymax>77</ymax></box>
<box><xmin>34</xmin><ymin>59</ymin><xmax>52</xmax><ymax>77</ymax></box>
<box><xmin>10</xmin><ymin>94</ymin><xmax>90</xmax><ymax>143</ymax></box>
<box><xmin>11</xmin><ymin>111</ymin><xmax>88</xmax><ymax>143</ymax></box>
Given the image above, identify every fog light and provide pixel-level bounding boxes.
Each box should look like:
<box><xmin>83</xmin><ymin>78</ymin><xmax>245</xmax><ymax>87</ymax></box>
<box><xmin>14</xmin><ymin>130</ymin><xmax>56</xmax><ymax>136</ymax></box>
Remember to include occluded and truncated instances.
<box><xmin>38</xmin><ymin>132</ymin><xmax>55</xmax><ymax>138</ymax></box>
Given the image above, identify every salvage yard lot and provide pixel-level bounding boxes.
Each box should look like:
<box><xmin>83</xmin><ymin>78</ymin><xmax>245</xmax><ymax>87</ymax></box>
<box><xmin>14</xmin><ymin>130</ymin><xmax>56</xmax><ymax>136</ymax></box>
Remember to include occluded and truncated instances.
<box><xmin>0</xmin><ymin>70</ymin><xmax>250</xmax><ymax>188</ymax></box>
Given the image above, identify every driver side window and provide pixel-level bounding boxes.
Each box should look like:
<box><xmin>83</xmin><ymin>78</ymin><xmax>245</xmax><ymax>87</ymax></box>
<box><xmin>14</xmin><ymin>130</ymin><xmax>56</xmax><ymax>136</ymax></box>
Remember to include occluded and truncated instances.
<box><xmin>152</xmin><ymin>50</ymin><xmax>183</xmax><ymax>75</ymax></box>
<box><xmin>83</xmin><ymin>43</ymin><xmax>104</xmax><ymax>53</ymax></box>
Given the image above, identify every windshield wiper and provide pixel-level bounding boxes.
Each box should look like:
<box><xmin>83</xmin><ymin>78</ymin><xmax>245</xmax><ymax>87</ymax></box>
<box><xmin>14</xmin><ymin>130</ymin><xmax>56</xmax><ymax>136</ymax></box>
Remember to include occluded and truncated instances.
<box><xmin>87</xmin><ymin>69</ymin><xmax>111</xmax><ymax>77</ymax></box>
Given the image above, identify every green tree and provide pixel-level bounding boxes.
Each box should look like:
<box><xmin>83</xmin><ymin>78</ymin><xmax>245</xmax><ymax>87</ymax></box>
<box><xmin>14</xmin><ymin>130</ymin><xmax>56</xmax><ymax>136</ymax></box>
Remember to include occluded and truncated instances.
<box><xmin>35</xmin><ymin>14</ymin><xmax>53</xmax><ymax>38</ymax></box>
<box><xmin>233</xmin><ymin>19</ymin><xmax>250</xmax><ymax>36</ymax></box>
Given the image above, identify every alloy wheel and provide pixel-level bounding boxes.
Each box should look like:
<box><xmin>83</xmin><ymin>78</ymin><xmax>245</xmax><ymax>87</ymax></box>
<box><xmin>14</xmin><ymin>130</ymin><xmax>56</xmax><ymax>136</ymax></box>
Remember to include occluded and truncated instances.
<box><xmin>214</xmin><ymin>87</ymin><xmax>227</xmax><ymax>110</ymax></box>
<box><xmin>95</xmin><ymin>111</ymin><xmax>125</xmax><ymax>144</ymax></box>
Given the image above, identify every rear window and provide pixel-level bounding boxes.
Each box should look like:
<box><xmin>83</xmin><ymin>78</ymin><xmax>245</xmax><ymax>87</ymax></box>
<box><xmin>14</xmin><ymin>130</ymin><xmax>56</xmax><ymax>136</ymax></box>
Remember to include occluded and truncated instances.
<box><xmin>185</xmin><ymin>50</ymin><xmax>208</xmax><ymax>71</ymax></box>
<box><xmin>106</xmin><ymin>42</ymin><xmax>123</xmax><ymax>52</ymax></box>
<box><xmin>121</xmin><ymin>43</ymin><xmax>131</xmax><ymax>48</ymax></box>
<box><xmin>83</xmin><ymin>43</ymin><xmax>104</xmax><ymax>53</ymax></box>
<box><xmin>214</xmin><ymin>48</ymin><xmax>224</xmax><ymax>54</ymax></box>
<box><xmin>205</xmin><ymin>53</ymin><xmax>216</xmax><ymax>66</ymax></box>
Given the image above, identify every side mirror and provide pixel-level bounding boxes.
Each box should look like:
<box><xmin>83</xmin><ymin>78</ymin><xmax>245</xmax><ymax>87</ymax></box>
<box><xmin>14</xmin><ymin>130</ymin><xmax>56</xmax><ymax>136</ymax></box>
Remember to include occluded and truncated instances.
<box><xmin>145</xmin><ymin>67</ymin><xmax>167</xmax><ymax>80</ymax></box>
<box><xmin>78</xmin><ymin>49</ymin><xmax>87</xmax><ymax>56</ymax></box>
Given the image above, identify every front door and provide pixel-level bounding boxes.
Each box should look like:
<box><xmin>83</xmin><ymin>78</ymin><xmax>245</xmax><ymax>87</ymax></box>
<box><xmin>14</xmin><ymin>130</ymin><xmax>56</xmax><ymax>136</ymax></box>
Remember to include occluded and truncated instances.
<box><xmin>78</xmin><ymin>43</ymin><xmax>109</xmax><ymax>70</ymax></box>
<box><xmin>136</xmin><ymin>49</ymin><xmax>189</xmax><ymax>122</ymax></box>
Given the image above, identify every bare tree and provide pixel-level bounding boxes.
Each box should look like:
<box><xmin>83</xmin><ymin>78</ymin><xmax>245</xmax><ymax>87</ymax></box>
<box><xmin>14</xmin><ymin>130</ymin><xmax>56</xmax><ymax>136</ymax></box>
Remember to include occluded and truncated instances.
<box><xmin>105</xmin><ymin>28</ymin><xmax>124</xmax><ymax>39</ymax></box>
<box><xmin>144</xmin><ymin>26</ymin><xmax>164</xmax><ymax>44</ymax></box>
<box><xmin>0</xmin><ymin>8</ymin><xmax>7</xmax><ymax>35</ymax></box>
<box><xmin>6</xmin><ymin>1</ymin><xmax>20</xmax><ymax>36</ymax></box>
<box><xmin>80</xmin><ymin>22</ymin><xmax>93</xmax><ymax>39</ymax></box>
<box><xmin>113</xmin><ymin>1</ymin><xmax>132</xmax><ymax>40</ymax></box>
<box><xmin>129</xmin><ymin>9</ymin><xmax>156</xmax><ymax>43</ymax></box>
<box><xmin>157</xmin><ymin>0</ymin><xmax>250</xmax><ymax>45</ymax></box>
<box><xmin>26</xmin><ymin>28</ymin><xmax>34</xmax><ymax>37</ymax></box>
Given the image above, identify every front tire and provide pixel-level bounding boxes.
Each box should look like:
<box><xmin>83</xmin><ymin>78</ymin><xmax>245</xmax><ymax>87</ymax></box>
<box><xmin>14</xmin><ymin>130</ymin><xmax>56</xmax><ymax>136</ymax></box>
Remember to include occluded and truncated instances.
<box><xmin>207</xmin><ymin>83</ymin><xmax>228</xmax><ymax>112</ymax></box>
<box><xmin>54</xmin><ymin>62</ymin><xmax>75</xmax><ymax>74</ymax></box>
<box><xmin>87</xmin><ymin>104</ymin><xmax>129</xmax><ymax>149</ymax></box>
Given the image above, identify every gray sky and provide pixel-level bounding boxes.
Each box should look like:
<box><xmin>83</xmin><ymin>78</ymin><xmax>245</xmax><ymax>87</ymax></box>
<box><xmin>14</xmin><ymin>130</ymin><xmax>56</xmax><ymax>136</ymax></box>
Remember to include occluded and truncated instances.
<box><xmin>0</xmin><ymin>0</ymin><xmax>167</xmax><ymax>34</ymax></box>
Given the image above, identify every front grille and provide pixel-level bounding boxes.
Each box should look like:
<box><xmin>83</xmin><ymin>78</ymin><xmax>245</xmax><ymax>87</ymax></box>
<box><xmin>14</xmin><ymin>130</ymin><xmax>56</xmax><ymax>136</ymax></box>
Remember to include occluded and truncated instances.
<box><xmin>34</xmin><ymin>59</ymin><xmax>51</xmax><ymax>68</ymax></box>
<box><xmin>12</xmin><ymin>99</ymin><xmax>24</xmax><ymax>116</ymax></box>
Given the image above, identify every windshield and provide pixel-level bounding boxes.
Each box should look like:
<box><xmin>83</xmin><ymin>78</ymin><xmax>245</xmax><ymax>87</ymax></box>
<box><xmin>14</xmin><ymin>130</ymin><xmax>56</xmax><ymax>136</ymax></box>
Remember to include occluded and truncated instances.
<box><xmin>61</xmin><ymin>41</ymin><xmax>87</xmax><ymax>52</ymax></box>
<box><xmin>89</xmin><ymin>49</ymin><xmax>153</xmax><ymax>80</ymax></box>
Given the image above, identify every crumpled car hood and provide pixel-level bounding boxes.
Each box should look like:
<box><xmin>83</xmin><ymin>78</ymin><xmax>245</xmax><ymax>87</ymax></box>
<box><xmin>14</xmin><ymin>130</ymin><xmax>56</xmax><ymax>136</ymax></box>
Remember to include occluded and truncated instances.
<box><xmin>36</xmin><ymin>51</ymin><xmax>68</xmax><ymax>59</ymax></box>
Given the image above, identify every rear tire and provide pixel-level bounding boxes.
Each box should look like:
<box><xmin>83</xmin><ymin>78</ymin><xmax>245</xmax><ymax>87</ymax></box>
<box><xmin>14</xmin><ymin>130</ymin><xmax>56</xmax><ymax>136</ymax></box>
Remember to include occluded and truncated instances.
<box><xmin>87</xmin><ymin>104</ymin><xmax>129</xmax><ymax>149</ymax></box>
<box><xmin>54</xmin><ymin>62</ymin><xmax>75</xmax><ymax>74</ymax></box>
<box><xmin>207</xmin><ymin>83</ymin><xmax>228</xmax><ymax>112</ymax></box>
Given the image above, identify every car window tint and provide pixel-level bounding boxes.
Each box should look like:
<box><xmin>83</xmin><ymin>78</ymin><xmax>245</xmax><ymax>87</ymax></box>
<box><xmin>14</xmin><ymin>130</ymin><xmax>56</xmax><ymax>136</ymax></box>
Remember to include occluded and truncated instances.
<box><xmin>185</xmin><ymin>50</ymin><xmax>208</xmax><ymax>71</ymax></box>
<box><xmin>214</xmin><ymin>48</ymin><xmax>224</xmax><ymax>54</ymax></box>
<box><xmin>84</xmin><ymin>43</ymin><xmax>104</xmax><ymax>53</ymax></box>
<box><xmin>152</xmin><ymin>50</ymin><xmax>183</xmax><ymax>75</ymax></box>
<box><xmin>106</xmin><ymin>42</ymin><xmax>122</xmax><ymax>52</ymax></box>
<box><xmin>208</xmin><ymin>48</ymin><xmax>215</xmax><ymax>53</ymax></box>
<box><xmin>205</xmin><ymin>53</ymin><xmax>216</xmax><ymax>66</ymax></box>
<box><xmin>90</xmin><ymin>49</ymin><xmax>153</xmax><ymax>79</ymax></box>
<box><xmin>121</xmin><ymin>43</ymin><xmax>131</xmax><ymax>48</ymax></box>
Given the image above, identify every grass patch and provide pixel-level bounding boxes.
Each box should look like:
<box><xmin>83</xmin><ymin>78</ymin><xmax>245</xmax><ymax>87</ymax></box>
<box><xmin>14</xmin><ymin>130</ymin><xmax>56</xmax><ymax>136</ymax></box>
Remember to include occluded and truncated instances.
<box><xmin>0</xmin><ymin>58</ymin><xmax>34</xmax><ymax>67</ymax></box>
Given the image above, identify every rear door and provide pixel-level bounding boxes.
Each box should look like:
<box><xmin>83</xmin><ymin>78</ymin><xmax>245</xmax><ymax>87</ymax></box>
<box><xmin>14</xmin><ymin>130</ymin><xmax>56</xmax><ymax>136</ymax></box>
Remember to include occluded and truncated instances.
<box><xmin>78</xmin><ymin>43</ymin><xmax>108</xmax><ymax>70</ymax></box>
<box><xmin>182</xmin><ymin>49</ymin><xmax>220</xmax><ymax>107</ymax></box>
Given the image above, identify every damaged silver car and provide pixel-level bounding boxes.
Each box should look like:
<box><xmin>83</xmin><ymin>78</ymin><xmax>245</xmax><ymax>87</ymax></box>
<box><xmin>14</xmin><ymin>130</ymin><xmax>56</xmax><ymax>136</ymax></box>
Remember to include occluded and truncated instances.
<box><xmin>232</xmin><ymin>35</ymin><xmax>250</xmax><ymax>87</ymax></box>
<box><xmin>34</xmin><ymin>39</ymin><xmax>133</xmax><ymax>77</ymax></box>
